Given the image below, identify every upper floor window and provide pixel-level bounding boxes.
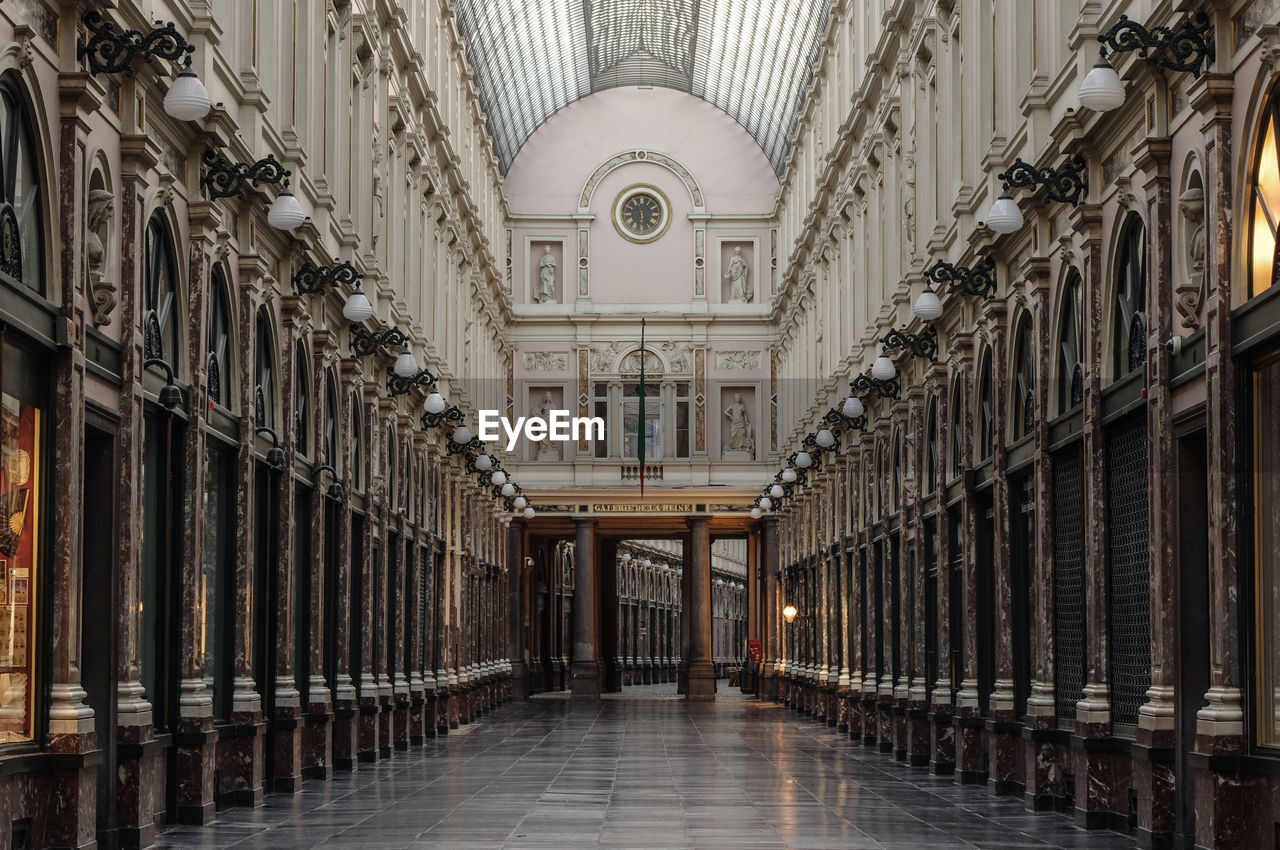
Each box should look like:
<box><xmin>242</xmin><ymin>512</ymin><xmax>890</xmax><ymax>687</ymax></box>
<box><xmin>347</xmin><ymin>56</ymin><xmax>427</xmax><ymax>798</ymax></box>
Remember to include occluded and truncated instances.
<box><xmin>950</xmin><ymin>379</ymin><xmax>964</xmax><ymax>479</ymax></box>
<box><xmin>207</xmin><ymin>267</ymin><xmax>232</xmax><ymax>410</ymax></box>
<box><xmin>255</xmin><ymin>309</ymin><xmax>275</xmax><ymax>429</ymax></box>
<box><xmin>925</xmin><ymin>397</ymin><xmax>938</xmax><ymax>490</ymax></box>
<box><xmin>1112</xmin><ymin>216</ymin><xmax>1148</xmax><ymax>381</ymax></box>
<box><xmin>1012</xmin><ymin>316</ymin><xmax>1034</xmax><ymax>440</ymax></box>
<box><xmin>977</xmin><ymin>350</ymin><xmax>994</xmax><ymax>461</ymax></box>
<box><xmin>623</xmin><ymin>382</ymin><xmax>662</xmax><ymax>460</ymax></box>
<box><xmin>1058</xmin><ymin>271</ymin><xmax>1084</xmax><ymax>415</ymax></box>
<box><xmin>295</xmin><ymin>341</ymin><xmax>310</xmax><ymax>457</ymax></box>
<box><xmin>1250</xmin><ymin>86</ymin><xmax>1280</xmax><ymax>299</ymax></box>
<box><xmin>325</xmin><ymin>374</ymin><xmax>339</xmax><ymax>469</ymax></box>
<box><xmin>0</xmin><ymin>79</ymin><xmax>44</xmax><ymax>294</ymax></box>
<box><xmin>145</xmin><ymin>215</ymin><xmax>180</xmax><ymax>369</ymax></box>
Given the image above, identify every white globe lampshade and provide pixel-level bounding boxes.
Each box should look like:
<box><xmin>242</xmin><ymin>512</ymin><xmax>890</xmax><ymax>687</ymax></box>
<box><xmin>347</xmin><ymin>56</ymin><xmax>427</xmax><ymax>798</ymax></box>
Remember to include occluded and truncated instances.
<box><xmin>781</xmin><ymin>467</ymin><xmax>797</xmax><ymax>484</ymax></box>
<box><xmin>871</xmin><ymin>351</ymin><xmax>897</xmax><ymax>381</ymax></box>
<box><xmin>716</xmin><ymin>578</ymin><xmax>724</xmax><ymax>586</ymax></box>
<box><xmin>759</xmin><ymin>497</ymin><xmax>773</xmax><ymax>511</ymax></box>
<box><xmin>343</xmin><ymin>287</ymin><xmax>374</xmax><ymax>322</ymax></box>
<box><xmin>501</xmin><ymin>482</ymin><xmax>516</xmax><ymax>497</ymax></box>
<box><xmin>644</xmin><ymin>559</ymin><xmax>653</xmax><ymax>568</ymax></box>
<box><xmin>424</xmin><ymin>391</ymin><xmax>446</xmax><ymax>415</ymax></box>
<box><xmin>622</xmin><ymin>552</ymin><xmax>632</xmax><ymax>562</ymax></box>
<box><xmin>267</xmin><ymin>189</ymin><xmax>305</xmax><ymax>231</ymax></box>
<box><xmin>513</xmin><ymin>496</ymin><xmax>527</xmax><ymax>510</ymax></box>
<box><xmin>769</xmin><ymin>484</ymin><xmax>784</xmax><ymax>499</ymax></box>
<box><xmin>163</xmin><ymin>67</ymin><xmax>212</xmax><ymax>121</ymax></box>
<box><xmin>913</xmin><ymin>285</ymin><xmax>944</xmax><ymax>322</ymax></box>
<box><xmin>394</xmin><ymin>349</ymin><xmax>418</xmax><ymax>378</ymax></box>
<box><xmin>842</xmin><ymin>395</ymin><xmax>864</xmax><ymax>419</ymax></box>
<box><xmin>986</xmin><ymin>191</ymin><xmax>1025</xmax><ymax>234</ymax></box>
<box><xmin>1078</xmin><ymin>57</ymin><xmax>1126</xmax><ymax>112</ymax></box>
<box><xmin>523</xmin><ymin>506</ymin><xmax>535</xmax><ymax>519</ymax></box>
<box><xmin>795</xmin><ymin>451</ymin><xmax>812</xmax><ymax>469</ymax></box>
<box><xmin>816</xmin><ymin>428</ymin><xmax>835</xmax><ymax>448</ymax></box>
<box><xmin>490</xmin><ymin>470</ymin><xmax>507</xmax><ymax>486</ymax></box>
<box><xmin>750</xmin><ymin>507</ymin><xmax>762</xmax><ymax>519</ymax></box>
<box><xmin>452</xmin><ymin>425</ymin><xmax>472</xmax><ymax>444</ymax></box>
<box><xmin>474</xmin><ymin>453</ymin><xmax>492</xmax><ymax>471</ymax></box>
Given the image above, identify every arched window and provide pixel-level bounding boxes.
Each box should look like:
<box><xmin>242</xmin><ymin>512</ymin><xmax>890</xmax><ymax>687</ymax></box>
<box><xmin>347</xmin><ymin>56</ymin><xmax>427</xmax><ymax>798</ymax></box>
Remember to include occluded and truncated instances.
<box><xmin>255</xmin><ymin>309</ymin><xmax>275</xmax><ymax>429</ymax></box>
<box><xmin>325</xmin><ymin>373</ymin><xmax>339</xmax><ymax>469</ymax></box>
<box><xmin>387</xmin><ymin>426</ymin><xmax>398</xmax><ymax>509</ymax></box>
<box><xmin>1112</xmin><ymin>216</ymin><xmax>1148</xmax><ymax>380</ymax></box>
<box><xmin>145</xmin><ymin>214</ymin><xmax>180</xmax><ymax>368</ymax></box>
<box><xmin>207</xmin><ymin>267</ymin><xmax>232</xmax><ymax>409</ymax></box>
<box><xmin>950</xmin><ymin>379</ymin><xmax>964</xmax><ymax>479</ymax></box>
<box><xmin>295</xmin><ymin>341</ymin><xmax>310</xmax><ymax>456</ymax></box>
<box><xmin>977</xmin><ymin>350</ymin><xmax>994</xmax><ymax>460</ymax></box>
<box><xmin>0</xmin><ymin>78</ymin><xmax>44</xmax><ymax>293</ymax></box>
<box><xmin>925</xmin><ymin>397</ymin><xmax>938</xmax><ymax>489</ymax></box>
<box><xmin>1058</xmin><ymin>271</ymin><xmax>1084</xmax><ymax>415</ymax></box>
<box><xmin>875</xmin><ymin>444</ymin><xmax>885</xmax><ymax>519</ymax></box>
<box><xmin>891</xmin><ymin>429</ymin><xmax>903</xmax><ymax>513</ymax></box>
<box><xmin>1011</xmin><ymin>316</ymin><xmax>1034</xmax><ymax>440</ymax></box>
<box><xmin>1250</xmin><ymin>84</ymin><xmax>1280</xmax><ymax>298</ymax></box>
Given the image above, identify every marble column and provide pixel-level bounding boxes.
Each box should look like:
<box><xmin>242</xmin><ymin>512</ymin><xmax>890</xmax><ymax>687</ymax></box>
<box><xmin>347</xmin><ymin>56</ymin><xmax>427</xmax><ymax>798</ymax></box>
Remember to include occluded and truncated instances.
<box><xmin>686</xmin><ymin>515</ymin><xmax>716</xmax><ymax>701</ymax></box>
<box><xmin>761</xmin><ymin>518</ymin><xmax>779</xmax><ymax>699</ymax></box>
<box><xmin>570</xmin><ymin>517</ymin><xmax>600</xmax><ymax>698</ymax></box>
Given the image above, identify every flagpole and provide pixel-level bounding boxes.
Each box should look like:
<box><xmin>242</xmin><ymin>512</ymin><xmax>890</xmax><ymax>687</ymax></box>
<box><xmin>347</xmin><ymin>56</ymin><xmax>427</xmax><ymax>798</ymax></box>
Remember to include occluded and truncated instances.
<box><xmin>639</xmin><ymin>318</ymin><xmax>646</xmax><ymax>499</ymax></box>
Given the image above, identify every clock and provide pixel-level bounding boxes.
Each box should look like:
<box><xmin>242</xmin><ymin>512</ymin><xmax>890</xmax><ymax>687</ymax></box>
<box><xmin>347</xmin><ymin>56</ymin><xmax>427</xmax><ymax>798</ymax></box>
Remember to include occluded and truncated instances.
<box><xmin>613</xmin><ymin>185</ymin><xmax>671</xmax><ymax>243</ymax></box>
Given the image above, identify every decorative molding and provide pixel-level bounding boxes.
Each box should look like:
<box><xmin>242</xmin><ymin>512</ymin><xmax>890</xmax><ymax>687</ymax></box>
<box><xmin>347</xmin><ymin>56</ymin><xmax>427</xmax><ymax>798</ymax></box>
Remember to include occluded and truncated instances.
<box><xmin>579</xmin><ymin>149</ymin><xmax>705</xmax><ymax>211</ymax></box>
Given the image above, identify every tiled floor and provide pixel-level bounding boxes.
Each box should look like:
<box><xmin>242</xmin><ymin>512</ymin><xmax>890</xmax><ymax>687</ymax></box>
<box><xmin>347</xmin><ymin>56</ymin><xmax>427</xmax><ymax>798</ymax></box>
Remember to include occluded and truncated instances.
<box><xmin>155</xmin><ymin>684</ymin><xmax>1138</xmax><ymax>849</ymax></box>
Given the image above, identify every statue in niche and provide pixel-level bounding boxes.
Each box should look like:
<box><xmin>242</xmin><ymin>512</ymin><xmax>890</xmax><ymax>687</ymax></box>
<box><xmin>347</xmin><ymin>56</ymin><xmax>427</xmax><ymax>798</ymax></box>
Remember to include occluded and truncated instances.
<box><xmin>725</xmin><ymin>246</ymin><xmax>752</xmax><ymax>302</ymax></box>
<box><xmin>535</xmin><ymin>391</ymin><xmax>559</xmax><ymax>458</ymax></box>
<box><xmin>722</xmin><ymin>392</ymin><xmax>754</xmax><ymax>458</ymax></box>
<box><xmin>536</xmin><ymin>245</ymin><xmax>558</xmax><ymax>303</ymax></box>
<box><xmin>86</xmin><ymin>189</ymin><xmax>116</xmax><ymax>326</ymax></box>
<box><xmin>1176</xmin><ymin>186</ymin><xmax>1206</xmax><ymax>330</ymax></box>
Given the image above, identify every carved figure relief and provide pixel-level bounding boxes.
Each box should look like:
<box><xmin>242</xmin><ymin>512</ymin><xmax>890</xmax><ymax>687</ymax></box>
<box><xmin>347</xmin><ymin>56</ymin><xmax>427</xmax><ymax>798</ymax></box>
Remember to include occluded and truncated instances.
<box><xmin>1176</xmin><ymin>185</ymin><xmax>1206</xmax><ymax>330</ymax></box>
<box><xmin>534</xmin><ymin>391</ymin><xmax>559</xmax><ymax>459</ymax></box>
<box><xmin>724</xmin><ymin>246</ymin><xmax>752</xmax><ymax>302</ymax></box>
<box><xmin>715</xmin><ymin>351</ymin><xmax>760</xmax><ymax>371</ymax></box>
<box><xmin>87</xmin><ymin>188</ymin><xmax>116</xmax><ymax>326</ymax></box>
<box><xmin>902</xmin><ymin>152</ymin><xmax>916</xmax><ymax>255</ymax></box>
<box><xmin>523</xmin><ymin>351</ymin><xmax>569</xmax><ymax>372</ymax></box>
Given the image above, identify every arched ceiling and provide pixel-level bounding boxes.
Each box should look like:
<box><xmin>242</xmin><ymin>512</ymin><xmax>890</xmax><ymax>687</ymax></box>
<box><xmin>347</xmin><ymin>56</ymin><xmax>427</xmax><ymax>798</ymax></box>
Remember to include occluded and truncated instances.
<box><xmin>452</xmin><ymin>0</ymin><xmax>831</xmax><ymax>176</ymax></box>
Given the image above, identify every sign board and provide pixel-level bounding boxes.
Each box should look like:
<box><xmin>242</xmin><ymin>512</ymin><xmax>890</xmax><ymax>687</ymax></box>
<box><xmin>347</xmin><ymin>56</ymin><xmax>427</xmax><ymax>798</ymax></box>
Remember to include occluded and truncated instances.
<box><xmin>747</xmin><ymin>639</ymin><xmax>762</xmax><ymax>663</ymax></box>
<box><xmin>591</xmin><ymin>503</ymin><xmax>696</xmax><ymax>514</ymax></box>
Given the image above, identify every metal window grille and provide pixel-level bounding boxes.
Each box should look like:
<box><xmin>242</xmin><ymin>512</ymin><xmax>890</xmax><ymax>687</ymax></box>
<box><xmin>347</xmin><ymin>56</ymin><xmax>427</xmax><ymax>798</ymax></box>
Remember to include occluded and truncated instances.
<box><xmin>1105</xmin><ymin>418</ymin><xmax>1151</xmax><ymax>727</ymax></box>
<box><xmin>1052</xmin><ymin>445</ymin><xmax>1085</xmax><ymax>720</ymax></box>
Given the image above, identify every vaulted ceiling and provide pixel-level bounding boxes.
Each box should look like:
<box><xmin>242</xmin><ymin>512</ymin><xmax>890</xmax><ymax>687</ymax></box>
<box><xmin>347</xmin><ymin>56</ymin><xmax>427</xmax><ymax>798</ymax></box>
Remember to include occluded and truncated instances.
<box><xmin>452</xmin><ymin>0</ymin><xmax>831</xmax><ymax>176</ymax></box>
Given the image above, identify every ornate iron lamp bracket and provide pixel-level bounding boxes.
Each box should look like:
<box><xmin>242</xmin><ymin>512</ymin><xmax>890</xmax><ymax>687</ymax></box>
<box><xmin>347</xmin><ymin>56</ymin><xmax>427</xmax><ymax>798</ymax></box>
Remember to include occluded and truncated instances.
<box><xmin>850</xmin><ymin>373</ymin><xmax>901</xmax><ymax>400</ymax></box>
<box><xmin>387</xmin><ymin>366</ymin><xmax>439</xmax><ymax>397</ymax></box>
<box><xmin>78</xmin><ymin>11</ymin><xmax>195</xmax><ymax>75</ymax></box>
<box><xmin>882</xmin><ymin>324</ymin><xmax>938</xmax><ymax>360</ymax></box>
<box><xmin>201</xmin><ymin>150</ymin><xmax>290</xmax><ymax>201</ymax></box>
<box><xmin>998</xmin><ymin>155</ymin><xmax>1087</xmax><ymax>206</ymax></box>
<box><xmin>823</xmin><ymin>406</ymin><xmax>866</xmax><ymax>432</ymax></box>
<box><xmin>422</xmin><ymin>404</ymin><xmax>464</xmax><ymax>431</ymax></box>
<box><xmin>349</xmin><ymin>324</ymin><xmax>409</xmax><ymax>358</ymax></box>
<box><xmin>924</xmin><ymin>256</ymin><xmax>998</xmax><ymax>300</ymax></box>
<box><xmin>294</xmin><ymin>258</ymin><xmax>362</xmax><ymax>295</ymax></box>
<box><xmin>1098</xmin><ymin>11</ymin><xmax>1214</xmax><ymax>76</ymax></box>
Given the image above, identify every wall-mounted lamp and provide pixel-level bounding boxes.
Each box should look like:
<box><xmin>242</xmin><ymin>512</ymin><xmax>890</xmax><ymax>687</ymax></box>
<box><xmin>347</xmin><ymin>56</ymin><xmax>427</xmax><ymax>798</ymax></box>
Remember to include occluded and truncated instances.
<box><xmin>313</xmin><ymin>464</ymin><xmax>344</xmax><ymax>500</ymax></box>
<box><xmin>201</xmin><ymin>151</ymin><xmax>303</xmax><ymax>230</ymax></box>
<box><xmin>255</xmin><ymin>425</ymin><xmax>285</xmax><ymax>469</ymax></box>
<box><xmin>387</xmin><ymin>364</ymin><xmax>437</xmax><ymax>396</ymax></box>
<box><xmin>293</xmin><ymin>259</ymin><xmax>362</xmax><ymax>295</ymax></box>
<box><xmin>987</xmin><ymin>155</ymin><xmax>1087</xmax><ymax>234</ymax></box>
<box><xmin>782</xmin><ymin>604</ymin><xmax>799</xmax><ymax>624</ymax></box>
<box><xmin>850</xmin><ymin>372</ymin><xmax>900</xmax><ymax>401</ymax></box>
<box><xmin>143</xmin><ymin>357</ymin><xmax>183</xmax><ymax>410</ymax></box>
<box><xmin>882</xmin><ymin>324</ymin><xmax>938</xmax><ymax>361</ymax></box>
<box><xmin>78</xmin><ymin>11</ymin><xmax>211</xmax><ymax>121</ymax></box>
<box><xmin>1079</xmin><ymin>12</ymin><xmax>1214</xmax><ymax>112</ymax></box>
<box><xmin>349</xmin><ymin>324</ymin><xmax>409</xmax><ymax>358</ymax></box>
<box><xmin>924</xmin><ymin>256</ymin><xmax>999</xmax><ymax>300</ymax></box>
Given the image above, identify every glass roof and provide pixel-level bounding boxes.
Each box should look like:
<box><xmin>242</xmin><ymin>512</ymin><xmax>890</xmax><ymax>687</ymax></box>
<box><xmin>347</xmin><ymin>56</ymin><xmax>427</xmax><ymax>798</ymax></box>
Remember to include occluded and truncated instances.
<box><xmin>452</xmin><ymin>0</ymin><xmax>831</xmax><ymax>176</ymax></box>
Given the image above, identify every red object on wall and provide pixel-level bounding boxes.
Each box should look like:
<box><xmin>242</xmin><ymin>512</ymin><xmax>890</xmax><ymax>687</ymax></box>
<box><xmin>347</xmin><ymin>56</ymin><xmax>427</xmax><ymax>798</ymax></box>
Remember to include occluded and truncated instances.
<box><xmin>747</xmin><ymin>640</ymin><xmax>762</xmax><ymax>663</ymax></box>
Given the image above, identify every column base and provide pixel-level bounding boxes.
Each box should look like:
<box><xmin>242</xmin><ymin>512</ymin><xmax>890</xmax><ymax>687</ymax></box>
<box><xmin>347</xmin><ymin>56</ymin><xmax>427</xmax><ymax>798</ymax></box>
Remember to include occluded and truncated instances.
<box><xmin>686</xmin><ymin>663</ymin><xmax>716</xmax><ymax>701</ymax></box>
<box><xmin>571</xmin><ymin>662</ymin><xmax>602</xmax><ymax>699</ymax></box>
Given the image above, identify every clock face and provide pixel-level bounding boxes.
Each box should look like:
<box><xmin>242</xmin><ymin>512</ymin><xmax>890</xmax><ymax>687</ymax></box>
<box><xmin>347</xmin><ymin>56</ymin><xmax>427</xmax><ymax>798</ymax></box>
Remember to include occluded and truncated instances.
<box><xmin>613</xmin><ymin>186</ymin><xmax>670</xmax><ymax>243</ymax></box>
<box><xmin>621</xmin><ymin>193</ymin><xmax>663</xmax><ymax>236</ymax></box>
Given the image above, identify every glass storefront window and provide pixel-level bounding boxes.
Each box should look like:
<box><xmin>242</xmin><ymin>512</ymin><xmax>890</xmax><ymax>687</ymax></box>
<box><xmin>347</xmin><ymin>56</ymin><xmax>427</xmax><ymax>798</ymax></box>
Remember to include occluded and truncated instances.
<box><xmin>1254</xmin><ymin>355</ymin><xmax>1280</xmax><ymax>747</ymax></box>
<box><xmin>201</xmin><ymin>448</ymin><xmax>233</xmax><ymax>720</ymax></box>
<box><xmin>0</xmin><ymin>386</ymin><xmax>39</xmax><ymax>743</ymax></box>
<box><xmin>622</xmin><ymin>382</ymin><xmax>661</xmax><ymax>459</ymax></box>
<box><xmin>1251</xmin><ymin>92</ymin><xmax>1280</xmax><ymax>299</ymax></box>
